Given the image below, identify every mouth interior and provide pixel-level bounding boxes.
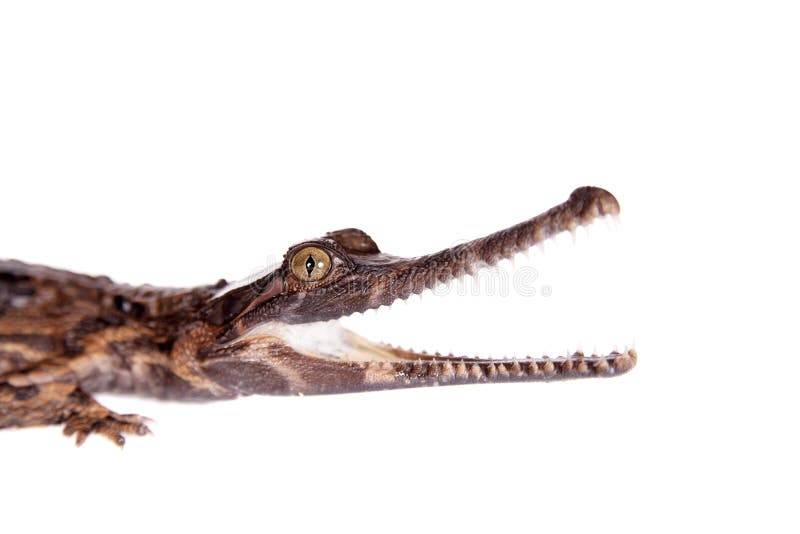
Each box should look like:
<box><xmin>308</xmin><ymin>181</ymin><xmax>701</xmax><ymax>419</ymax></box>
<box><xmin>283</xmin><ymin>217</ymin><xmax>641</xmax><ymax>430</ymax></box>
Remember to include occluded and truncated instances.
<box><xmin>245</xmin><ymin>216</ymin><xmax>633</xmax><ymax>363</ymax></box>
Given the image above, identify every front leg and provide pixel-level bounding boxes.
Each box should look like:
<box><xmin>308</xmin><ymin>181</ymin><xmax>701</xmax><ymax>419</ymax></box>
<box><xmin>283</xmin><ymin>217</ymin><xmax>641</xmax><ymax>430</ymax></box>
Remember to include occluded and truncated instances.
<box><xmin>0</xmin><ymin>381</ymin><xmax>151</xmax><ymax>446</ymax></box>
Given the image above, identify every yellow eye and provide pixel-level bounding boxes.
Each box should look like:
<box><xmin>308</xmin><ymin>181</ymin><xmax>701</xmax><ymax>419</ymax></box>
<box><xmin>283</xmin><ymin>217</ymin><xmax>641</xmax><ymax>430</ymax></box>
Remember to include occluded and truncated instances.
<box><xmin>290</xmin><ymin>246</ymin><xmax>332</xmax><ymax>282</ymax></box>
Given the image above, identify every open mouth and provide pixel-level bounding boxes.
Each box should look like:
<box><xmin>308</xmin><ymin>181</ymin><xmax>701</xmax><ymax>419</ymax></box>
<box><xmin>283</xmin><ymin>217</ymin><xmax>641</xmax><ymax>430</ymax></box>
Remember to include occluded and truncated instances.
<box><xmin>228</xmin><ymin>186</ymin><xmax>636</xmax><ymax>388</ymax></box>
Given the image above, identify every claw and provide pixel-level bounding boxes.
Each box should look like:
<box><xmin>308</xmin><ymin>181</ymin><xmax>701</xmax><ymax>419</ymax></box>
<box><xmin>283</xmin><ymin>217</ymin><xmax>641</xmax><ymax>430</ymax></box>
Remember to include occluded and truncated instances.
<box><xmin>62</xmin><ymin>412</ymin><xmax>152</xmax><ymax>447</ymax></box>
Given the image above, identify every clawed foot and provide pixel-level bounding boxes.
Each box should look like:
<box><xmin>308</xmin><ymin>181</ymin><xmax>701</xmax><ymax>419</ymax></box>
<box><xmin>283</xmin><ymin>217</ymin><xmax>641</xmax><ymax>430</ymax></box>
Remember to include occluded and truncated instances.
<box><xmin>1</xmin><ymin>381</ymin><xmax>154</xmax><ymax>447</ymax></box>
<box><xmin>63</xmin><ymin>412</ymin><xmax>152</xmax><ymax>447</ymax></box>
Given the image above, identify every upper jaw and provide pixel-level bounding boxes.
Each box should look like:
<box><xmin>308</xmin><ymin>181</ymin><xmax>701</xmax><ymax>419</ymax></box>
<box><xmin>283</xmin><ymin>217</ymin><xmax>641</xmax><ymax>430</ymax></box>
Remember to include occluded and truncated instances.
<box><xmin>220</xmin><ymin>186</ymin><xmax>620</xmax><ymax>338</ymax></box>
<box><xmin>351</xmin><ymin>186</ymin><xmax>619</xmax><ymax>313</ymax></box>
<box><xmin>289</xmin><ymin>185</ymin><xmax>620</xmax><ymax>322</ymax></box>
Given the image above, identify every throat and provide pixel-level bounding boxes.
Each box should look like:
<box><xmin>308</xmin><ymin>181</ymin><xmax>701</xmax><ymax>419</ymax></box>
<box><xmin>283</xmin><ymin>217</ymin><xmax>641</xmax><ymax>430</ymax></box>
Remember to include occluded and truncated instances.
<box><xmin>238</xmin><ymin>321</ymin><xmax>406</xmax><ymax>362</ymax></box>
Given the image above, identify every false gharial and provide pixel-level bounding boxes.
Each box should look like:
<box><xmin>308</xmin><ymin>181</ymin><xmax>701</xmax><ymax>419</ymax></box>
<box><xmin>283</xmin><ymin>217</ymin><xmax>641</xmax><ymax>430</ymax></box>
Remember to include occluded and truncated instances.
<box><xmin>0</xmin><ymin>186</ymin><xmax>636</xmax><ymax>446</ymax></box>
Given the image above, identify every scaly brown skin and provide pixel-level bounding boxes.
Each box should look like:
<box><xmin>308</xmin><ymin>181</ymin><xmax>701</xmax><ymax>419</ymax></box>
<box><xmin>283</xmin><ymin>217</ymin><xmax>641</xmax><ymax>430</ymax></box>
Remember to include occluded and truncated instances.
<box><xmin>0</xmin><ymin>186</ymin><xmax>636</xmax><ymax>446</ymax></box>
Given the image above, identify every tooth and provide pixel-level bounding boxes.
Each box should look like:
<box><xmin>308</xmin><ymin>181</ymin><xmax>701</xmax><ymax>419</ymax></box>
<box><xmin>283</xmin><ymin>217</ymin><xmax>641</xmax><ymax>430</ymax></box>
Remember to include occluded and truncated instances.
<box><xmin>469</xmin><ymin>363</ymin><xmax>484</xmax><ymax>379</ymax></box>
<box><xmin>604</xmin><ymin>214</ymin><xmax>616</xmax><ymax>232</ymax></box>
<box><xmin>497</xmin><ymin>363</ymin><xmax>509</xmax><ymax>378</ymax></box>
<box><xmin>455</xmin><ymin>361</ymin><xmax>468</xmax><ymax>379</ymax></box>
<box><xmin>533</xmin><ymin>225</ymin><xmax>546</xmax><ymax>243</ymax></box>
<box><xmin>485</xmin><ymin>363</ymin><xmax>497</xmax><ymax>378</ymax></box>
<box><xmin>441</xmin><ymin>362</ymin><xmax>455</xmax><ymax>380</ymax></box>
<box><xmin>614</xmin><ymin>350</ymin><xmax>636</xmax><ymax>373</ymax></box>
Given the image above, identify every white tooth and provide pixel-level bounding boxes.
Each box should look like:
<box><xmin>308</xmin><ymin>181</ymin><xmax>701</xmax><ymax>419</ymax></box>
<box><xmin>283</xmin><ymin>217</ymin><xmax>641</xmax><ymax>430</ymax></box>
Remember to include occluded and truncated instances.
<box><xmin>437</xmin><ymin>284</ymin><xmax>450</xmax><ymax>297</ymax></box>
<box><xmin>457</xmin><ymin>274</ymin><xmax>471</xmax><ymax>297</ymax></box>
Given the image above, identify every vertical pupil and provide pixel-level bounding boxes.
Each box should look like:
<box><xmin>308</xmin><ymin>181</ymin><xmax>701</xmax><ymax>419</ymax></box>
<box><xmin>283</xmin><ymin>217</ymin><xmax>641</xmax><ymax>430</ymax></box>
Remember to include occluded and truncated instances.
<box><xmin>305</xmin><ymin>255</ymin><xmax>316</xmax><ymax>277</ymax></box>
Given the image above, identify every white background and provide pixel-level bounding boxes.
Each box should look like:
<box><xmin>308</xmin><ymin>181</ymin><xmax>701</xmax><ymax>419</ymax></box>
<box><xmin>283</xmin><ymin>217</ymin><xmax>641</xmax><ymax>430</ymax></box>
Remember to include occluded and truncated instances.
<box><xmin>1</xmin><ymin>2</ymin><xmax>798</xmax><ymax>533</ymax></box>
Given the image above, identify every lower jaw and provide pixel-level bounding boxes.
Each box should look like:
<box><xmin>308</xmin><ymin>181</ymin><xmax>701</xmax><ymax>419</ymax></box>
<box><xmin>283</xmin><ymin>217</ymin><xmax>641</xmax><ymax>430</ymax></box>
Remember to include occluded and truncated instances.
<box><xmin>237</xmin><ymin>319</ymin><xmax>636</xmax><ymax>381</ymax></box>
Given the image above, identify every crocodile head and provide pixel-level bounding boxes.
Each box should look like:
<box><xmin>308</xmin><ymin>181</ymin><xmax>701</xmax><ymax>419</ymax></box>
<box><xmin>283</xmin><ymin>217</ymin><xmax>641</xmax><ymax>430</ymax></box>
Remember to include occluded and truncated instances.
<box><xmin>198</xmin><ymin>186</ymin><xmax>636</xmax><ymax>395</ymax></box>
